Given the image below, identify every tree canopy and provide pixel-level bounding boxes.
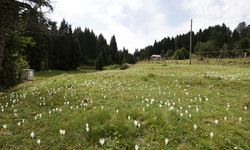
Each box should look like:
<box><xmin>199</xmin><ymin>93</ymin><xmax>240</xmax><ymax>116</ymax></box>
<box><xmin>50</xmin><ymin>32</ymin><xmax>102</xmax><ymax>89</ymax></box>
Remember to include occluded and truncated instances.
<box><xmin>136</xmin><ymin>22</ymin><xmax>250</xmax><ymax>60</ymax></box>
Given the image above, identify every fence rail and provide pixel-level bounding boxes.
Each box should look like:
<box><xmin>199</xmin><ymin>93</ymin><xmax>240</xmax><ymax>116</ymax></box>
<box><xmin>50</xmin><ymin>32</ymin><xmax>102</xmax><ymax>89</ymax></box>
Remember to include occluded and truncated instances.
<box><xmin>194</xmin><ymin>49</ymin><xmax>250</xmax><ymax>58</ymax></box>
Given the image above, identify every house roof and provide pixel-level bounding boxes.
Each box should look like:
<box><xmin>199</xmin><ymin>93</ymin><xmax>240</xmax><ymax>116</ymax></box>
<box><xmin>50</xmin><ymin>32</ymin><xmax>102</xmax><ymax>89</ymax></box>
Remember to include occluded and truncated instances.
<box><xmin>151</xmin><ymin>55</ymin><xmax>161</xmax><ymax>58</ymax></box>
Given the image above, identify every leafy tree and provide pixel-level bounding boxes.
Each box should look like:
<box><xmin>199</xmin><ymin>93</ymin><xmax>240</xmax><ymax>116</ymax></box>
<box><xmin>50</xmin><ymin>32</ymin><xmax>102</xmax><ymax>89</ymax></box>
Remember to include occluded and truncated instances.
<box><xmin>195</xmin><ymin>41</ymin><xmax>216</xmax><ymax>57</ymax></box>
<box><xmin>236</xmin><ymin>22</ymin><xmax>247</xmax><ymax>37</ymax></box>
<box><xmin>173</xmin><ymin>48</ymin><xmax>189</xmax><ymax>60</ymax></box>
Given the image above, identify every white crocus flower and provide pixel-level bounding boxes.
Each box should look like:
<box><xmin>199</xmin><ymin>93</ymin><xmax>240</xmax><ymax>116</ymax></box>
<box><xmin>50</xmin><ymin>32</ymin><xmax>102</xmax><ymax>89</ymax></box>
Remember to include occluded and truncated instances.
<box><xmin>31</xmin><ymin>132</ymin><xmax>35</xmax><ymax>138</ymax></box>
<box><xmin>193</xmin><ymin>124</ymin><xmax>197</xmax><ymax>131</ymax></box>
<box><xmin>134</xmin><ymin>120</ymin><xmax>138</xmax><ymax>127</ymax></box>
<box><xmin>59</xmin><ymin>129</ymin><xmax>65</xmax><ymax>136</ymax></box>
<box><xmin>214</xmin><ymin>119</ymin><xmax>219</xmax><ymax>125</ymax></box>
<box><xmin>165</xmin><ymin>138</ymin><xmax>169</xmax><ymax>145</ymax></box>
<box><xmin>134</xmin><ymin>120</ymin><xmax>141</xmax><ymax>128</ymax></box>
<box><xmin>137</xmin><ymin>122</ymin><xmax>141</xmax><ymax>128</ymax></box>
<box><xmin>3</xmin><ymin>124</ymin><xmax>7</xmax><ymax>129</ymax></box>
<box><xmin>99</xmin><ymin>138</ymin><xmax>105</xmax><ymax>145</ymax></box>
<box><xmin>135</xmin><ymin>144</ymin><xmax>139</xmax><ymax>150</ymax></box>
<box><xmin>37</xmin><ymin>139</ymin><xmax>41</xmax><ymax>145</ymax></box>
<box><xmin>86</xmin><ymin>123</ymin><xmax>90</xmax><ymax>132</ymax></box>
<box><xmin>210</xmin><ymin>132</ymin><xmax>214</xmax><ymax>138</ymax></box>
<box><xmin>189</xmin><ymin>114</ymin><xmax>192</xmax><ymax>118</ymax></box>
<box><xmin>239</xmin><ymin>117</ymin><xmax>242</xmax><ymax>123</ymax></box>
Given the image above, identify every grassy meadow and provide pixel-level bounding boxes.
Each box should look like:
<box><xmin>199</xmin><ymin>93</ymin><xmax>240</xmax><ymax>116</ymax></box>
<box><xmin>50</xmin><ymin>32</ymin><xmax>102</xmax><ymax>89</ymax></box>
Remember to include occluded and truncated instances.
<box><xmin>0</xmin><ymin>60</ymin><xmax>250</xmax><ymax>149</ymax></box>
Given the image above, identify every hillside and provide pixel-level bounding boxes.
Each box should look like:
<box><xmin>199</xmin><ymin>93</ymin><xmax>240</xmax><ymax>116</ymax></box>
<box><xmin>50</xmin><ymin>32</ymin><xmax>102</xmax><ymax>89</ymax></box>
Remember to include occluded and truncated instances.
<box><xmin>0</xmin><ymin>63</ymin><xmax>250</xmax><ymax>149</ymax></box>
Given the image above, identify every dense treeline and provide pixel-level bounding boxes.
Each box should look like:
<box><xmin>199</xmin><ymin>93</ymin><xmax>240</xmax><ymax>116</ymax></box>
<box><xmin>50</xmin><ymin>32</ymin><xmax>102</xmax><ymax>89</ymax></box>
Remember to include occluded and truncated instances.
<box><xmin>46</xmin><ymin>20</ymin><xmax>132</xmax><ymax>70</ymax></box>
<box><xmin>0</xmin><ymin>0</ymin><xmax>135</xmax><ymax>88</ymax></box>
<box><xmin>26</xmin><ymin>19</ymin><xmax>135</xmax><ymax>71</ymax></box>
<box><xmin>135</xmin><ymin>22</ymin><xmax>250</xmax><ymax>60</ymax></box>
<box><xmin>1</xmin><ymin>1</ymin><xmax>249</xmax><ymax>89</ymax></box>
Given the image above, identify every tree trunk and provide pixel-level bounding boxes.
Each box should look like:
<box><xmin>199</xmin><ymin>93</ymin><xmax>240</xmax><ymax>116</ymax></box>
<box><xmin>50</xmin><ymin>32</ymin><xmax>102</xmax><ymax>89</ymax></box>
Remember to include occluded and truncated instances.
<box><xmin>0</xmin><ymin>26</ymin><xmax>5</xmax><ymax>69</ymax></box>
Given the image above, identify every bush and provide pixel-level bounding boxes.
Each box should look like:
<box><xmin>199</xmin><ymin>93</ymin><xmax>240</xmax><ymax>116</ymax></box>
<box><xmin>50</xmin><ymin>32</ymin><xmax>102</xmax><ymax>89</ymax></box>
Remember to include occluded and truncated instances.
<box><xmin>120</xmin><ymin>63</ymin><xmax>130</xmax><ymax>70</ymax></box>
<box><xmin>105</xmin><ymin>64</ymin><xmax>120</xmax><ymax>70</ymax></box>
<box><xmin>173</xmin><ymin>48</ymin><xmax>189</xmax><ymax>60</ymax></box>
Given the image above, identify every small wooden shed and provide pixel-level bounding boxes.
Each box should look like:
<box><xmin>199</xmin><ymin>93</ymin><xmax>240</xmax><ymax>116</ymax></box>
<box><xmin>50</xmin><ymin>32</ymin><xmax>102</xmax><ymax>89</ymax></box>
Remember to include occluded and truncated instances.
<box><xmin>151</xmin><ymin>55</ymin><xmax>161</xmax><ymax>61</ymax></box>
<box><xmin>21</xmin><ymin>69</ymin><xmax>34</xmax><ymax>81</ymax></box>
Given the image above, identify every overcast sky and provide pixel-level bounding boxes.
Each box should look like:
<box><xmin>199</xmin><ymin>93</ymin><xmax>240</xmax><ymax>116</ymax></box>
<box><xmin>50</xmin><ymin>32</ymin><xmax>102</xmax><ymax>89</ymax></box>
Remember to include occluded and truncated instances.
<box><xmin>50</xmin><ymin>0</ymin><xmax>250</xmax><ymax>53</ymax></box>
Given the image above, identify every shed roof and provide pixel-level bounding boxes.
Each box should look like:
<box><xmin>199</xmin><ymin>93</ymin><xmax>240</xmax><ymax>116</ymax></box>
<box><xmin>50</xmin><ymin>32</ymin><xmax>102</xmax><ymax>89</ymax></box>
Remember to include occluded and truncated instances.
<box><xmin>151</xmin><ymin>55</ymin><xmax>161</xmax><ymax>58</ymax></box>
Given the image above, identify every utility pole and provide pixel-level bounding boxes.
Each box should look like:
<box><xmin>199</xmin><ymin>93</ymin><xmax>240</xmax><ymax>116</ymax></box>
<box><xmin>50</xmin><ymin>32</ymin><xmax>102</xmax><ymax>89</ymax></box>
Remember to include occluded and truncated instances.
<box><xmin>189</xmin><ymin>19</ymin><xmax>192</xmax><ymax>65</ymax></box>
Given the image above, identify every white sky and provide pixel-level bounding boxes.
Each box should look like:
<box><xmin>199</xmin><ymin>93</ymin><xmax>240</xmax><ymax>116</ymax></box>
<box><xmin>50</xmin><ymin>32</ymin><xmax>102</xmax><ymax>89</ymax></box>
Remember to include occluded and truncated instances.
<box><xmin>50</xmin><ymin>0</ymin><xmax>250</xmax><ymax>53</ymax></box>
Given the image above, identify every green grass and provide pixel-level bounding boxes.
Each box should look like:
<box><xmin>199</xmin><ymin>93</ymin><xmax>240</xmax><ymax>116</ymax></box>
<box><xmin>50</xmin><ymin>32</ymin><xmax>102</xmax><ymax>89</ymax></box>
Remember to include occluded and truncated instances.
<box><xmin>0</xmin><ymin>61</ymin><xmax>250</xmax><ymax>149</ymax></box>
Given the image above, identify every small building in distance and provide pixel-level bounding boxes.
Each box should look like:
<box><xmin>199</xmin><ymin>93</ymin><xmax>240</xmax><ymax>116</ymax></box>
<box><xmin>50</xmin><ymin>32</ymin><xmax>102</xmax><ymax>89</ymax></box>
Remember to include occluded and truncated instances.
<box><xmin>151</xmin><ymin>55</ymin><xmax>161</xmax><ymax>61</ymax></box>
<box><xmin>21</xmin><ymin>69</ymin><xmax>34</xmax><ymax>81</ymax></box>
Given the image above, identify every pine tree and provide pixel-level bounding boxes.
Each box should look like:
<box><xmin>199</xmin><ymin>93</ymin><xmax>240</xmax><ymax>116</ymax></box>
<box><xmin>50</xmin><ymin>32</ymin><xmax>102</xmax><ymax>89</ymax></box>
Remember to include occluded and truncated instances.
<box><xmin>110</xmin><ymin>35</ymin><xmax>118</xmax><ymax>64</ymax></box>
<box><xmin>69</xmin><ymin>26</ymin><xmax>81</xmax><ymax>70</ymax></box>
<box><xmin>97</xmin><ymin>34</ymin><xmax>109</xmax><ymax>65</ymax></box>
<box><xmin>236</xmin><ymin>22</ymin><xmax>247</xmax><ymax>37</ymax></box>
<box><xmin>0</xmin><ymin>0</ymin><xmax>52</xmax><ymax>68</ymax></box>
<box><xmin>232</xmin><ymin>29</ymin><xmax>240</xmax><ymax>42</ymax></box>
<box><xmin>95</xmin><ymin>52</ymin><xmax>104</xmax><ymax>70</ymax></box>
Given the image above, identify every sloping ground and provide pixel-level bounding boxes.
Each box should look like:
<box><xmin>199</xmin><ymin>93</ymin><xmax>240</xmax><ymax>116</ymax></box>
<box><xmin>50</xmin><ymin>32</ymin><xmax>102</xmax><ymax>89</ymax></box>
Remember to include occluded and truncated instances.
<box><xmin>0</xmin><ymin>63</ymin><xmax>250</xmax><ymax>149</ymax></box>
